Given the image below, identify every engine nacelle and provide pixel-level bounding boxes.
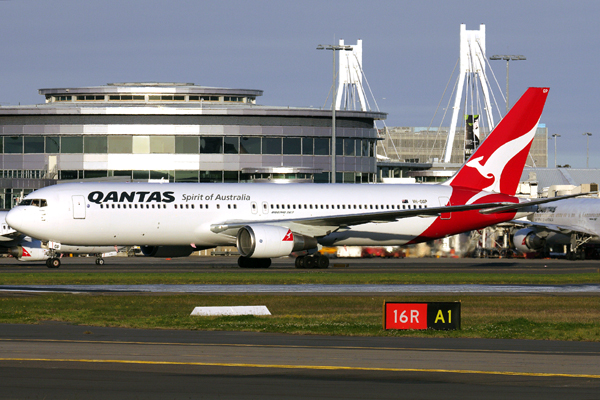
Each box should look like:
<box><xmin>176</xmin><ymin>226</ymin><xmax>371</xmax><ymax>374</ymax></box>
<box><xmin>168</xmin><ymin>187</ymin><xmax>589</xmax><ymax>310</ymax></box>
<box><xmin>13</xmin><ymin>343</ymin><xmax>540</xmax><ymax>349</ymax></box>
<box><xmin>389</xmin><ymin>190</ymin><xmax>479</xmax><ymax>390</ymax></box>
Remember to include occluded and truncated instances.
<box><xmin>512</xmin><ymin>228</ymin><xmax>545</xmax><ymax>252</ymax></box>
<box><xmin>236</xmin><ymin>225</ymin><xmax>318</xmax><ymax>258</ymax></box>
<box><xmin>140</xmin><ymin>245</ymin><xmax>197</xmax><ymax>258</ymax></box>
<box><xmin>9</xmin><ymin>246</ymin><xmax>50</xmax><ymax>261</ymax></box>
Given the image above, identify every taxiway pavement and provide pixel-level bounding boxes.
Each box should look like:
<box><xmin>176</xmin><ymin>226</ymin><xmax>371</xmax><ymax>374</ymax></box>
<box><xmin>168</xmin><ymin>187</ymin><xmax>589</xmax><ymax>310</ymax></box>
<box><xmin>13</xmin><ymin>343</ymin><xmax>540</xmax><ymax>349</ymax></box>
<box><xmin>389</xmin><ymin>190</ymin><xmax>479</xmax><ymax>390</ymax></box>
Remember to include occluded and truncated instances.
<box><xmin>0</xmin><ymin>323</ymin><xmax>599</xmax><ymax>399</ymax></box>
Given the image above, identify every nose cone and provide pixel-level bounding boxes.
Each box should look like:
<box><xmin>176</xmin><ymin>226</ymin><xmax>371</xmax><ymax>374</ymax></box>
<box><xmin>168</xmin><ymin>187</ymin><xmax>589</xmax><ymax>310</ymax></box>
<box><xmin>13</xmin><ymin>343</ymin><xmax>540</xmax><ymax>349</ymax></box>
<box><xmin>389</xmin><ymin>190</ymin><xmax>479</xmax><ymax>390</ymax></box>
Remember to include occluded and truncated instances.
<box><xmin>6</xmin><ymin>207</ymin><xmax>28</xmax><ymax>234</ymax></box>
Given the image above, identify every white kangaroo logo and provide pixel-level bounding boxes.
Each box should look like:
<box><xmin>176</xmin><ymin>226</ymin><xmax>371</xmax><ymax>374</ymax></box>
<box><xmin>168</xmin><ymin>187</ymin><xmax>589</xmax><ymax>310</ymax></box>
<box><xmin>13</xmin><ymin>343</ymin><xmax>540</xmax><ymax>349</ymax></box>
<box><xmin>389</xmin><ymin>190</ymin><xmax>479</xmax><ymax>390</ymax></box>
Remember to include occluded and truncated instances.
<box><xmin>466</xmin><ymin>122</ymin><xmax>538</xmax><ymax>194</ymax></box>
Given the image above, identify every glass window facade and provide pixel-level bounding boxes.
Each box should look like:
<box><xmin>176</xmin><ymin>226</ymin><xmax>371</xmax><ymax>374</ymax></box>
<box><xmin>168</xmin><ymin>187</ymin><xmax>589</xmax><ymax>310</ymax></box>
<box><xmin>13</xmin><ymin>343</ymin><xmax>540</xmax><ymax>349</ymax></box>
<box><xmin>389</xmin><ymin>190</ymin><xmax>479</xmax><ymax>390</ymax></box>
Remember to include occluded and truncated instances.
<box><xmin>224</xmin><ymin>137</ymin><xmax>239</xmax><ymax>154</ymax></box>
<box><xmin>302</xmin><ymin>137</ymin><xmax>313</xmax><ymax>155</ymax></box>
<box><xmin>314</xmin><ymin>138</ymin><xmax>329</xmax><ymax>155</ymax></box>
<box><xmin>5</xmin><ymin>137</ymin><xmax>23</xmax><ymax>153</ymax></box>
<box><xmin>61</xmin><ymin>137</ymin><xmax>83</xmax><ymax>153</ymax></box>
<box><xmin>263</xmin><ymin>138</ymin><xmax>282</xmax><ymax>154</ymax></box>
<box><xmin>108</xmin><ymin>136</ymin><xmax>132</xmax><ymax>153</ymax></box>
<box><xmin>46</xmin><ymin>137</ymin><xmax>60</xmax><ymax>153</ymax></box>
<box><xmin>283</xmin><ymin>138</ymin><xmax>301</xmax><ymax>155</ymax></box>
<box><xmin>150</xmin><ymin>136</ymin><xmax>175</xmax><ymax>154</ymax></box>
<box><xmin>1</xmin><ymin>134</ymin><xmax>376</xmax><ymax>185</ymax></box>
<box><xmin>132</xmin><ymin>136</ymin><xmax>150</xmax><ymax>154</ymax></box>
<box><xmin>24</xmin><ymin>136</ymin><xmax>45</xmax><ymax>153</ymax></box>
<box><xmin>84</xmin><ymin>136</ymin><xmax>107</xmax><ymax>153</ymax></box>
<box><xmin>175</xmin><ymin>136</ymin><xmax>199</xmax><ymax>154</ymax></box>
<box><xmin>240</xmin><ymin>137</ymin><xmax>261</xmax><ymax>154</ymax></box>
<box><xmin>201</xmin><ymin>137</ymin><xmax>223</xmax><ymax>154</ymax></box>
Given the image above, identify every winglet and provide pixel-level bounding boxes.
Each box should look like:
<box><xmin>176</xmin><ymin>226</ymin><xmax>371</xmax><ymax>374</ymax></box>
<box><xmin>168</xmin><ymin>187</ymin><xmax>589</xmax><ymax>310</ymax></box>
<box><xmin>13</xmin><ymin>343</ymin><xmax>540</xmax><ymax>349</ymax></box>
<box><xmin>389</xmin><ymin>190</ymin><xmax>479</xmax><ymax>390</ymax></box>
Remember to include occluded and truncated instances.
<box><xmin>443</xmin><ymin>87</ymin><xmax>549</xmax><ymax>195</ymax></box>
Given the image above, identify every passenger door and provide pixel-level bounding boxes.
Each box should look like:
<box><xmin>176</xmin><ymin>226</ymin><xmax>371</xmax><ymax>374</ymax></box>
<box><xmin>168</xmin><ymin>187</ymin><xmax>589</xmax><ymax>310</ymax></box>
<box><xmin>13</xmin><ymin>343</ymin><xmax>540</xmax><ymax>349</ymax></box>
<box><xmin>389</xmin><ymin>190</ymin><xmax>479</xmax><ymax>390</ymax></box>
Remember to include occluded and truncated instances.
<box><xmin>72</xmin><ymin>195</ymin><xmax>86</xmax><ymax>219</ymax></box>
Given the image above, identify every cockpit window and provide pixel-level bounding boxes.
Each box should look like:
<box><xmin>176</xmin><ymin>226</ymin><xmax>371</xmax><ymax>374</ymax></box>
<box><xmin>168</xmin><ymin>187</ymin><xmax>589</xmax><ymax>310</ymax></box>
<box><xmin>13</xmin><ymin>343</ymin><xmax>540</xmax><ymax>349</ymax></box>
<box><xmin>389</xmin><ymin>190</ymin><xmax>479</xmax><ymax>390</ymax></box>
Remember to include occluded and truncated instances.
<box><xmin>19</xmin><ymin>199</ymin><xmax>47</xmax><ymax>207</ymax></box>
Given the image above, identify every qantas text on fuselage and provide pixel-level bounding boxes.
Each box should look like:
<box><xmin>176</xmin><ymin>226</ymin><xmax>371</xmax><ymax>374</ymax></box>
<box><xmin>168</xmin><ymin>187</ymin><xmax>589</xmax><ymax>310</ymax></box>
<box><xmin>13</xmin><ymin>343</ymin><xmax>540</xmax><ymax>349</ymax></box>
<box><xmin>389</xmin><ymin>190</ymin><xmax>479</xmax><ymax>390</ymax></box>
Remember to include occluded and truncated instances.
<box><xmin>86</xmin><ymin>191</ymin><xmax>252</xmax><ymax>204</ymax></box>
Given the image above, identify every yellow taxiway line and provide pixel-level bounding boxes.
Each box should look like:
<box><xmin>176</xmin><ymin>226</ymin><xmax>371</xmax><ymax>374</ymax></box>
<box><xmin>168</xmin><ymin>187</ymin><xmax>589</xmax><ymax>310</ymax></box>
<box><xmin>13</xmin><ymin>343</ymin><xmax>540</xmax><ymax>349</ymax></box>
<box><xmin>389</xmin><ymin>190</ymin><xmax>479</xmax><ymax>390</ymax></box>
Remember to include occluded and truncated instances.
<box><xmin>1</xmin><ymin>357</ymin><xmax>599</xmax><ymax>379</ymax></box>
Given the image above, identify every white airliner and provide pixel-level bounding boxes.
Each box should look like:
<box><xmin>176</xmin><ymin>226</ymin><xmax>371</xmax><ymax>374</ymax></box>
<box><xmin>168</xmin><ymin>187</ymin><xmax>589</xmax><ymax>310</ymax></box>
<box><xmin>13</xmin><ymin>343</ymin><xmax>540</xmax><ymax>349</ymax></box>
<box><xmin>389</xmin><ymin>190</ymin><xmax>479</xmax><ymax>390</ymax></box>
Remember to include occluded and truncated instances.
<box><xmin>5</xmin><ymin>87</ymin><xmax>579</xmax><ymax>268</ymax></box>
<box><xmin>511</xmin><ymin>197</ymin><xmax>600</xmax><ymax>259</ymax></box>
<box><xmin>0</xmin><ymin>211</ymin><xmax>118</xmax><ymax>268</ymax></box>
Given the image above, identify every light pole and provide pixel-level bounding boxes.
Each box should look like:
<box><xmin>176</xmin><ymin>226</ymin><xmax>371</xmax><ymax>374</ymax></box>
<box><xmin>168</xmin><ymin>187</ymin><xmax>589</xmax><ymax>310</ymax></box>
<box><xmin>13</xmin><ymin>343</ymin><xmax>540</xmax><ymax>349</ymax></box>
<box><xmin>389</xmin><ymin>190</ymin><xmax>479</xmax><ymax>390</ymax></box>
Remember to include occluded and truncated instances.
<box><xmin>551</xmin><ymin>134</ymin><xmax>561</xmax><ymax>168</ymax></box>
<box><xmin>583</xmin><ymin>132</ymin><xmax>592</xmax><ymax>168</ymax></box>
<box><xmin>317</xmin><ymin>43</ymin><xmax>353</xmax><ymax>183</ymax></box>
<box><xmin>490</xmin><ymin>55</ymin><xmax>526</xmax><ymax>114</ymax></box>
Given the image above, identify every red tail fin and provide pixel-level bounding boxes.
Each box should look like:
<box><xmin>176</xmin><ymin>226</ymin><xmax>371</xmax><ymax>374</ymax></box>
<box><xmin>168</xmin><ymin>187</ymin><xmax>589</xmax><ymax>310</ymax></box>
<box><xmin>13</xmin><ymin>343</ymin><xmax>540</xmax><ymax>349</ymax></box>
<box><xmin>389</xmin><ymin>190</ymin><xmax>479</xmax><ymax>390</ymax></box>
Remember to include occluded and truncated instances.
<box><xmin>444</xmin><ymin>87</ymin><xmax>549</xmax><ymax>195</ymax></box>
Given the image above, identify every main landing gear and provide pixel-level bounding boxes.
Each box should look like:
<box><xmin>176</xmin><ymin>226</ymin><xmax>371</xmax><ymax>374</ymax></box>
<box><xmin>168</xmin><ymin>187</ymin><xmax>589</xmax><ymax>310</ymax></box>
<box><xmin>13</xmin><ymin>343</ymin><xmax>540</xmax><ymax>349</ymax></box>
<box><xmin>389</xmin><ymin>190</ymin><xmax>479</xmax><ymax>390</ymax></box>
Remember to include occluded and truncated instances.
<box><xmin>95</xmin><ymin>258</ymin><xmax>105</xmax><ymax>265</ymax></box>
<box><xmin>294</xmin><ymin>254</ymin><xmax>329</xmax><ymax>269</ymax></box>
<box><xmin>45</xmin><ymin>258</ymin><xmax>61</xmax><ymax>269</ymax></box>
<box><xmin>237</xmin><ymin>257</ymin><xmax>272</xmax><ymax>269</ymax></box>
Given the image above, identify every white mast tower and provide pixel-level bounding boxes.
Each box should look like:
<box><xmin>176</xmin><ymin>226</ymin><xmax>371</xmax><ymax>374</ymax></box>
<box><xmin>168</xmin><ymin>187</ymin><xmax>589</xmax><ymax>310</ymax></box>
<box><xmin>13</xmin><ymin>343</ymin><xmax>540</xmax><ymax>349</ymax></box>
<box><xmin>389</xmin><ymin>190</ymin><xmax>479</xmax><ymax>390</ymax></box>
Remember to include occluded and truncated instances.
<box><xmin>443</xmin><ymin>24</ymin><xmax>495</xmax><ymax>163</ymax></box>
<box><xmin>335</xmin><ymin>39</ymin><xmax>368</xmax><ymax>111</ymax></box>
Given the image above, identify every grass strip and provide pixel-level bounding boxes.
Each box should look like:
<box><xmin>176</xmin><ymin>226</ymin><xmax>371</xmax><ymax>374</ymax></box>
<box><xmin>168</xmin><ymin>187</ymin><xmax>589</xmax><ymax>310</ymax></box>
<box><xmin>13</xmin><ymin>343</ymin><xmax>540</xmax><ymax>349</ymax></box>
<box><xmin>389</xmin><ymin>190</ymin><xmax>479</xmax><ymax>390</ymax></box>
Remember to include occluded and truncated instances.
<box><xmin>1</xmin><ymin>294</ymin><xmax>599</xmax><ymax>341</ymax></box>
<box><xmin>0</xmin><ymin>272</ymin><xmax>599</xmax><ymax>285</ymax></box>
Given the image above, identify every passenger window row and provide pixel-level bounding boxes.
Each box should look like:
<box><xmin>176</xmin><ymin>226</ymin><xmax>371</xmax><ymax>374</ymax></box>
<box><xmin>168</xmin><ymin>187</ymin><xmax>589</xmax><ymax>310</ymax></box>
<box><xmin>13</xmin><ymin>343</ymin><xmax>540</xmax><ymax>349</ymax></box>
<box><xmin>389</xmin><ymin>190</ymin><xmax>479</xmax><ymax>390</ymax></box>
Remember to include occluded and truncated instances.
<box><xmin>99</xmin><ymin>204</ymin><xmax>167</xmax><ymax>209</ymax></box>
<box><xmin>269</xmin><ymin>203</ymin><xmax>426</xmax><ymax>210</ymax></box>
<box><xmin>95</xmin><ymin>203</ymin><xmax>427</xmax><ymax>211</ymax></box>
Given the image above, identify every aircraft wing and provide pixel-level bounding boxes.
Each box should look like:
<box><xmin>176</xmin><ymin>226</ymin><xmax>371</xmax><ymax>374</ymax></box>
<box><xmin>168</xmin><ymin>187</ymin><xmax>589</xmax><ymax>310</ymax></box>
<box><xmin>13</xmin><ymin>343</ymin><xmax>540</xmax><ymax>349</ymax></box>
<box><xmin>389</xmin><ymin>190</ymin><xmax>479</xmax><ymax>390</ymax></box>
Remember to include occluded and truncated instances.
<box><xmin>211</xmin><ymin>200</ymin><xmax>543</xmax><ymax>238</ymax></box>
<box><xmin>211</xmin><ymin>192</ymin><xmax>595</xmax><ymax>238</ymax></box>
<box><xmin>508</xmin><ymin>219</ymin><xmax>598</xmax><ymax>237</ymax></box>
<box><xmin>479</xmin><ymin>192</ymin><xmax>593</xmax><ymax>214</ymax></box>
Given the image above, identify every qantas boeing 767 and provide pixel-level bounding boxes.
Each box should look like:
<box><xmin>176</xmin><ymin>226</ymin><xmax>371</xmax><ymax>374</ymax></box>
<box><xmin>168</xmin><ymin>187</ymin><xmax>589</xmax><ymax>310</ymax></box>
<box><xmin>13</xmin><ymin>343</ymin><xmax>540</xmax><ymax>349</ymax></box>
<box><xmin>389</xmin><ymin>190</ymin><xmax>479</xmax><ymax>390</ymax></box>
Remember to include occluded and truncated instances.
<box><xmin>6</xmin><ymin>87</ymin><xmax>577</xmax><ymax>268</ymax></box>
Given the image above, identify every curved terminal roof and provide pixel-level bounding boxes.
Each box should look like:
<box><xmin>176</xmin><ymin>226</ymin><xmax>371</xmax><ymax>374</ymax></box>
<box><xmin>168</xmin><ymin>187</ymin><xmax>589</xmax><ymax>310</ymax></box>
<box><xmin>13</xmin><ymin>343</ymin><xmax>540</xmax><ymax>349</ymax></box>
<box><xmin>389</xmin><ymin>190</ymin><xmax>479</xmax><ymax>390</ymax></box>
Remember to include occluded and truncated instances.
<box><xmin>22</xmin><ymin>83</ymin><xmax>386</xmax><ymax>121</ymax></box>
<box><xmin>38</xmin><ymin>82</ymin><xmax>264</xmax><ymax>99</ymax></box>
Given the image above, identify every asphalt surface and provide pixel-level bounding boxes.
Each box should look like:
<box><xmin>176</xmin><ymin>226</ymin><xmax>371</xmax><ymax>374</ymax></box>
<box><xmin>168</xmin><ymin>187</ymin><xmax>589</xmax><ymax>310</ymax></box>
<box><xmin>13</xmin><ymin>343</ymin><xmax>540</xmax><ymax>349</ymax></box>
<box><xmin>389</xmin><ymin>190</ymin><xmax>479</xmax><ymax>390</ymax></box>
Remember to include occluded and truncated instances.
<box><xmin>1</xmin><ymin>256</ymin><xmax>599</xmax><ymax>398</ymax></box>
<box><xmin>1</xmin><ymin>254</ymin><xmax>600</xmax><ymax>273</ymax></box>
<box><xmin>1</xmin><ymin>323</ymin><xmax>599</xmax><ymax>399</ymax></box>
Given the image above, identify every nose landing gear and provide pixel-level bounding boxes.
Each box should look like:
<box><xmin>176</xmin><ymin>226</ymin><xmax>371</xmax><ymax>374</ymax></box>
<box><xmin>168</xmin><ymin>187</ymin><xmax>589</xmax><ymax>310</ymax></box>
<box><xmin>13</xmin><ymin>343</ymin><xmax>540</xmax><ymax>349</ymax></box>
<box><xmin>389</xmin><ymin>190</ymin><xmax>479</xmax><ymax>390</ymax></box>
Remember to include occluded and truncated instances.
<box><xmin>45</xmin><ymin>257</ymin><xmax>61</xmax><ymax>268</ymax></box>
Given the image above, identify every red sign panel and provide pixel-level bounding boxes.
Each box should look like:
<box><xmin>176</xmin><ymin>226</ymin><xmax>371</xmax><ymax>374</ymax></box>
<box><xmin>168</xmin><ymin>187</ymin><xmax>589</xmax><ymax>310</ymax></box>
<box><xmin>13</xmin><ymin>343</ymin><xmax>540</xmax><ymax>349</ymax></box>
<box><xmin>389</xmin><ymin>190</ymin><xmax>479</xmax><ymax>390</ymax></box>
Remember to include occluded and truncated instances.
<box><xmin>384</xmin><ymin>303</ymin><xmax>428</xmax><ymax>330</ymax></box>
<box><xmin>383</xmin><ymin>302</ymin><xmax>461</xmax><ymax>330</ymax></box>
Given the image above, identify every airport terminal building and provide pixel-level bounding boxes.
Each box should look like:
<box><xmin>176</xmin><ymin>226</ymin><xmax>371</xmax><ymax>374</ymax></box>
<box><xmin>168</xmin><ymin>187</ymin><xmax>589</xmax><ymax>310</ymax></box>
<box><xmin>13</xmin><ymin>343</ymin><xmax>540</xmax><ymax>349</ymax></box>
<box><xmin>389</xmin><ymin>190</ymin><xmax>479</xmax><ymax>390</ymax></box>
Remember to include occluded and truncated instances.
<box><xmin>0</xmin><ymin>83</ymin><xmax>386</xmax><ymax>208</ymax></box>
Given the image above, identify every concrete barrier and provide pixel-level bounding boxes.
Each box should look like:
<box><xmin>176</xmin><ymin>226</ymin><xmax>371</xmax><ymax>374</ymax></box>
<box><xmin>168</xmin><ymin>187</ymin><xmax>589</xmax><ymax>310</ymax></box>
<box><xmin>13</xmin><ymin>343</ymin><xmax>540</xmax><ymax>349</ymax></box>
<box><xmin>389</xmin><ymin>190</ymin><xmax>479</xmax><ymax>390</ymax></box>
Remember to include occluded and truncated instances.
<box><xmin>190</xmin><ymin>306</ymin><xmax>271</xmax><ymax>316</ymax></box>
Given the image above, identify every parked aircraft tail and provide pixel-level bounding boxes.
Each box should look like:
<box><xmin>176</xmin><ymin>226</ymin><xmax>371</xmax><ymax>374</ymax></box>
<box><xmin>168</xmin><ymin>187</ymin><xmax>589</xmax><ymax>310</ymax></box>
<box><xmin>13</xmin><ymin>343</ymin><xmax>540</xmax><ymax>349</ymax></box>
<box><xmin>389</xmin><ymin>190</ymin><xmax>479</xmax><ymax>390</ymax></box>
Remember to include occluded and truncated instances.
<box><xmin>443</xmin><ymin>87</ymin><xmax>549</xmax><ymax>195</ymax></box>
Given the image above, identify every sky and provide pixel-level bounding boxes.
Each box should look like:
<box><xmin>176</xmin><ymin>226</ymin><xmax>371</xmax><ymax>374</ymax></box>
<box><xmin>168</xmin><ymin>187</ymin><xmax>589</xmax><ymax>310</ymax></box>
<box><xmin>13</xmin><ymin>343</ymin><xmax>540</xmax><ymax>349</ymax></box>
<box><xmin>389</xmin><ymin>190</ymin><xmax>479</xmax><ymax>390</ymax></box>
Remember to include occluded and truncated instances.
<box><xmin>1</xmin><ymin>0</ymin><xmax>599</xmax><ymax>167</ymax></box>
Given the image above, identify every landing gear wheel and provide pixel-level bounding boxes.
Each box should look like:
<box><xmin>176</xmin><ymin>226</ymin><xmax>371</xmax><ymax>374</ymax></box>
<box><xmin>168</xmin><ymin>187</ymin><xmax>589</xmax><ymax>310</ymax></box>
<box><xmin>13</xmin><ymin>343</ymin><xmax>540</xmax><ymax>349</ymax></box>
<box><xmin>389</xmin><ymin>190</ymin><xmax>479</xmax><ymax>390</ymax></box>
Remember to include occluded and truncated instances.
<box><xmin>95</xmin><ymin>258</ymin><xmax>105</xmax><ymax>265</ymax></box>
<box><xmin>46</xmin><ymin>258</ymin><xmax>61</xmax><ymax>269</ymax></box>
<box><xmin>304</xmin><ymin>256</ymin><xmax>316</xmax><ymax>269</ymax></box>
<box><xmin>295</xmin><ymin>256</ymin><xmax>307</xmax><ymax>269</ymax></box>
<box><xmin>316</xmin><ymin>255</ymin><xmax>329</xmax><ymax>269</ymax></box>
<box><xmin>238</xmin><ymin>256</ymin><xmax>251</xmax><ymax>268</ymax></box>
<box><xmin>237</xmin><ymin>256</ymin><xmax>271</xmax><ymax>269</ymax></box>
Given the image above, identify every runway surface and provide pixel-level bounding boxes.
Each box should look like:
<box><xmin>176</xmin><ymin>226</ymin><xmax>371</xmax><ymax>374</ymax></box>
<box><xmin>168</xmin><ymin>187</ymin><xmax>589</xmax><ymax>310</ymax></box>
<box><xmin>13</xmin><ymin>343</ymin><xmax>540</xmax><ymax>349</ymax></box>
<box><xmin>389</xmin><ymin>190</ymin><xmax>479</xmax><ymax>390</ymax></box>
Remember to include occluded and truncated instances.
<box><xmin>2</xmin><ymin>283</ymin><xmax>599</xmax><ymax>294</ymax></box>
<box><xmin>1</xmin><ymin>323</ymin><xmax>598</xmax><ymax>399</ymax></box>
<box><xmin>2</xmin><ymin>254</ymin><xmax>600</xmax><ymax>274</ymax></box>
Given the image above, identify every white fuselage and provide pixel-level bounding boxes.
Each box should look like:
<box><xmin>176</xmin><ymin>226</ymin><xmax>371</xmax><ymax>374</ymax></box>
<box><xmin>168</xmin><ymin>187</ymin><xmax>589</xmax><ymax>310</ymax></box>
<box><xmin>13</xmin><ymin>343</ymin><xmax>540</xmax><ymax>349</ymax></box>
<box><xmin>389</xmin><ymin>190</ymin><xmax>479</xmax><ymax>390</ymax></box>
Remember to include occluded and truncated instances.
<box><xmin>6</xmin><ymin>182</ymin><xmax>519</xmax><ymax>249</ymax></box>
<box><xmin>530</xmin><ymin>198</ymin><xmax>600</xmax><ymax>245</ymax></box>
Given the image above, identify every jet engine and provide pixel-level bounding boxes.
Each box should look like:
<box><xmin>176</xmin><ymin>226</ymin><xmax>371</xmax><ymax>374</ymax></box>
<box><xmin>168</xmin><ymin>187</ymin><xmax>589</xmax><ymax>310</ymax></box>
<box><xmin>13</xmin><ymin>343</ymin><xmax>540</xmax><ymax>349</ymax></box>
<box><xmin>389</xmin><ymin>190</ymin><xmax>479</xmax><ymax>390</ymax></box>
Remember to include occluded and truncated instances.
<box><xmin>512</xmin><ymin>228</ymin><xmax>545</xmax><ymax>252</ymax></box>
<box><xmin>9</xmin><ymin>246</ymin><xmax>50</xmax><ymax>261</ymax></box>
<box><xmin>140</xmin><ymin>245</ymin><xmax>197</xmax><ymax>258</ymax></box>
<box><xmin>236</xmin><ymin>225</ymin><xmax>318</xmax><ymax>258</ymax></box>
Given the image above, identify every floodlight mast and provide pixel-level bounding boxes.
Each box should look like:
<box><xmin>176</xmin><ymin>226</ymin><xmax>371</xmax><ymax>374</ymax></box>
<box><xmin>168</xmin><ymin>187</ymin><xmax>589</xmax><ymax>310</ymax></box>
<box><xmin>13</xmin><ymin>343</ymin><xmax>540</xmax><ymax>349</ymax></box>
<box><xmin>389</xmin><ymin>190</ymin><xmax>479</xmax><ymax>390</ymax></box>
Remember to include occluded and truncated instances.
<box><xmin>583</xmin><ymin>132</ymin><xmax>592</xmax><ymax>168</ymax></box>
<box><xmin>317</xmin><ymin>43</ymin><xmax>353</xmax><ymax>183</ymax></box>
<box><xmin>490</xmin><ymin>55</ymin><xmax>526</xmax><ymax>114</ymax></box>
<box><xmin>551</xmin><ymin>133</ymin><xmax>561</xmax><ymax>168</ymax></box>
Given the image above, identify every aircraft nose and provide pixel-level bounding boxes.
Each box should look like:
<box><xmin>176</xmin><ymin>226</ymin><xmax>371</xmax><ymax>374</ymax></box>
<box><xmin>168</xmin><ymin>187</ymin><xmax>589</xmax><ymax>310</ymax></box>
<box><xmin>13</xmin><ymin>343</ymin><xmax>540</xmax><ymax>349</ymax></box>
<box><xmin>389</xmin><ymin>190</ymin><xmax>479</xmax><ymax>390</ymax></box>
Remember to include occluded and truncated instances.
<box><xmin>6</xmin><ymin>207</ymin><xmax>27</xmax><ymax>232</ymax></box>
